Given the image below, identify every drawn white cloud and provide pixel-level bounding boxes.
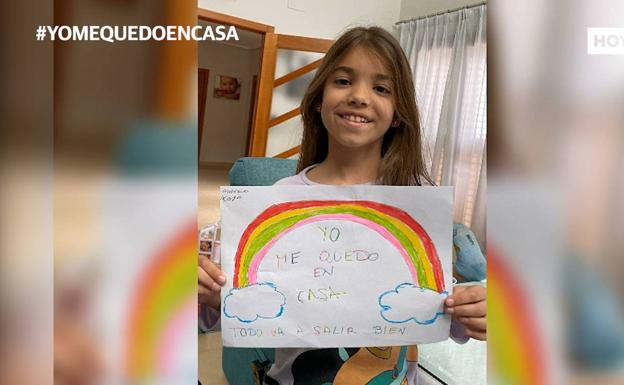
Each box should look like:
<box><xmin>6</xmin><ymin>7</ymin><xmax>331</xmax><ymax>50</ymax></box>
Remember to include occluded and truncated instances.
<box><xmin>223</xmin><ymin>283</ymin><xmax>286</xmax><ymax>323</ymax></box>
<box><xmin>378</xmin><ymin>283</ymin><xmax>447</xmax><ymax>325</ymax></box>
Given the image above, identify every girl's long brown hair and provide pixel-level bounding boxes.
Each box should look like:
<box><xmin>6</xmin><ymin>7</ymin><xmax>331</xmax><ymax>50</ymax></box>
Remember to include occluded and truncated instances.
<box><xmin>297</xmin><ymin>26</ymin><xmax>433</xmax><ymax>186</ymax></box>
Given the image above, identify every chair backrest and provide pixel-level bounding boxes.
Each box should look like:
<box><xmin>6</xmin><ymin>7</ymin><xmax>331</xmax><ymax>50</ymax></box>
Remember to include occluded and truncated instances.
<box><xmin>229</xmin><ymin>157</ymin><xmax>298</xmax><ymax>186</ymax></box>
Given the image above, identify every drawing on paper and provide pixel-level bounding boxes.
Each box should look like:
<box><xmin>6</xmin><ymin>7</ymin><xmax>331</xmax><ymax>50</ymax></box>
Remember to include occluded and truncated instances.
<box><xmin>222</xmin><ymin>200</ymin><xmax>448</xmax><ymax>326</ymax></box>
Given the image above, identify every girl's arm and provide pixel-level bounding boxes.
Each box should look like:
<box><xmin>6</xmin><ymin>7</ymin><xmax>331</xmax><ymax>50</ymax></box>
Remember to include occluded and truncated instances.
<box><xmin>198</xmin><ymin>224</ymin><xmax>226</xmax><ymax>332</ymax></box>
<box><xmin>447</xmin><ymin>224</ymin><xmax>487</xmax><ymax>341</ymax></box>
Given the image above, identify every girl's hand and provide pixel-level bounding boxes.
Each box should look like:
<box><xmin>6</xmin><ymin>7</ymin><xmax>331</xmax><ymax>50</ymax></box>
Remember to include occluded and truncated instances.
<box><xmin>198</xmin><ymin>255</ymin><xmax>226</xmax><ymax>310</ymax></box>
<box><xmin>444</xmin><ymin>285</ymin><xmax>486</xmax><ymax>341</ymax></box>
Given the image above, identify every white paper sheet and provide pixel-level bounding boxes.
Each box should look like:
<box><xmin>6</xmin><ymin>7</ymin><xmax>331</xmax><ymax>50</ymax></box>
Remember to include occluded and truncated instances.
<box><xmin>220</xmin><ymin>186</ymin><xmax>453</xmax><ymax>347</ymax></box>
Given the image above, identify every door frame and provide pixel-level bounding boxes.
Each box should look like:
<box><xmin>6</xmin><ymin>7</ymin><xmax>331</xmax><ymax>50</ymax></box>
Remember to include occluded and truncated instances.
<box><xmin>198</xmin><ymin>9</ymin><xmax>275</xmax><ymax>157</ymax></box>
<box><xmin>197</xmin><ymin>9</ymin><xmax>333</xmax><ymax>158</ymax></box>
<box><xmin>198</xmin><ymin>67</ymin><xmax>209</xmax><ymax>157</ymax></box>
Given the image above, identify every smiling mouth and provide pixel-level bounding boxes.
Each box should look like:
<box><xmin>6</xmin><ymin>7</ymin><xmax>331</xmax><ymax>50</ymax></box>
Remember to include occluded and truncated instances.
<box><xmin>339</xmin><ymin>113</ymin><xmax>371</xmax><ymax>123</ymax></box>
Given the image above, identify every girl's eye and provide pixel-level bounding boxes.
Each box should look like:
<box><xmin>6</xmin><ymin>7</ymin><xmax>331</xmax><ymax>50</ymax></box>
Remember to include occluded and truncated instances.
<box><xmin>334</xmin><ymin>78</ymin><xmax>351</xmax><ymax>86</ymax></box>
<box><xmin>375</xmin><ymin>85</ymin><xmax>391</xmax><ymax>95</ymax></box>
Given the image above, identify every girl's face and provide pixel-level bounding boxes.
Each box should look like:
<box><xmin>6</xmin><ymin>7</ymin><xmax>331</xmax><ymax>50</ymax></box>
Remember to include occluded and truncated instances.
<box><xmin>320</xmin><ymin>46</ymin><xmax>395</xmax><ymax>154</ymax></box>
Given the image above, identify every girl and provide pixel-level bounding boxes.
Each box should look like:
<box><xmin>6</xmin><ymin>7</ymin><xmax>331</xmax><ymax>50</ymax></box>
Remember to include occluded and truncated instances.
<box><xmin>199</xmin><ymin>26</ymin><xmax>486</xmax><ymax>384</ymax></box>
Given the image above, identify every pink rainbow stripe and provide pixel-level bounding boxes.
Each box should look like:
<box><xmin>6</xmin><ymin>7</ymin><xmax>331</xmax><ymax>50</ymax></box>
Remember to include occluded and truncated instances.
<box><xmin>248</xmin><ymin>213</ymin><xmax>419</xmax><ymax>285</ymax></box>
<box><xmin>156</xmin><ymin>298</ymin><xmax>196</xmax><ymax>376</ymax></box>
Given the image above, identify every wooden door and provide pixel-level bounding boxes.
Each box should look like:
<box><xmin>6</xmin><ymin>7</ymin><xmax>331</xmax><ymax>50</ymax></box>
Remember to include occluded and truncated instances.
<box><xmin>245</xmin><ymin>75</ymin><xmax>258</xmax><ymax>155</ymax></box>
<box><xmin>249</xmin><ymin>34</ymin><xmax>333</xmax><ymax>158</ymax></box>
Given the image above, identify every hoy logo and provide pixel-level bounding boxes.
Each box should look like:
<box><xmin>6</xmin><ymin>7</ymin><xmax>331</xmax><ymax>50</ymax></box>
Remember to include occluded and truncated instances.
<box><xmin>588</xmin><ymin>28</ymin><xmax>624</xmax><ymax>55</ymax></box>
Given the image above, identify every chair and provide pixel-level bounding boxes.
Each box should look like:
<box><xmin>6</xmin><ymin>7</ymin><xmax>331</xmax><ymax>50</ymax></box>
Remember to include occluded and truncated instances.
<box><xmin>229</xmin><ymin>157</ymin><xmax>298</xmax><ymax>186</ymax></box>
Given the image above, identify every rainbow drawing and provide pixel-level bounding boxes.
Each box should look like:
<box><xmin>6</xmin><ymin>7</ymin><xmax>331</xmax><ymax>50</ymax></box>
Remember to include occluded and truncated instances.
<box><xmin>489</xmin><ymin>246</ymin><xmax>546</xmax><ymax>385</ymax></box>
<box><xmin>233</xmin><ymin>200</ymin><xmax>445</xmax><ymax>293</ymax></box>
<box><xmin>124</xmin><ymin>220</ymin><xmax>197</xmax><ymax>380</ymax></box>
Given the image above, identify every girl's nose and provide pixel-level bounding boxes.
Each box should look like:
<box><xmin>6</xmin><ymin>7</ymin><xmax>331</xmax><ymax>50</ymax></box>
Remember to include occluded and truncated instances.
<box><xmin>347</xmin><ymin>84</ymin><xmax>370</xmax><ymax>107</ymax></box>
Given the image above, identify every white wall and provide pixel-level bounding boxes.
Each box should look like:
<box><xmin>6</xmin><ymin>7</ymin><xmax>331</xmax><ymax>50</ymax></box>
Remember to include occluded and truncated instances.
<box><xmin>198</xmin><ymin>0</ymin><xmax>402</xmax><ymax>39</ymax></box>
<box><xmin>400</xmin><ymin>0</ymin><xmax>484</xmax><ymax>20</ymax></box>
<box><xmin>198</xmin><ymin>42</ymin><xmax>260</xmax><ymax>163</ymax></box>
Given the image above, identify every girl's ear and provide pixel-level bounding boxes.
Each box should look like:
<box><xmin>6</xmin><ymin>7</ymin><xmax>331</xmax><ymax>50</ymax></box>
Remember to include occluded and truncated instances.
<box><xmin>315</xmin><ymin>105</ymin><xmax>321</xmax><ymax>112</ymax></box>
